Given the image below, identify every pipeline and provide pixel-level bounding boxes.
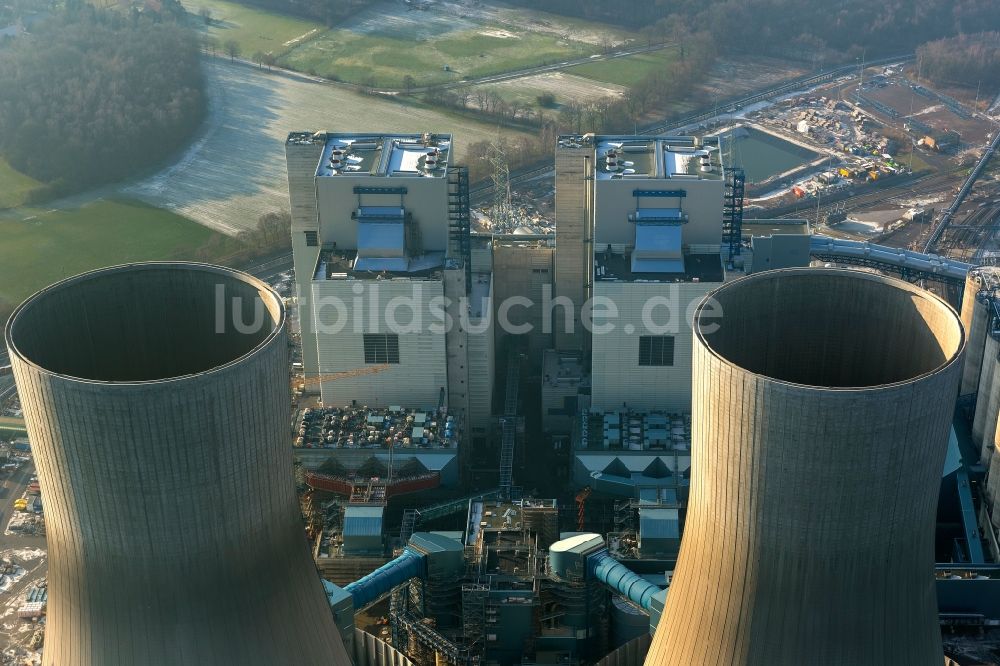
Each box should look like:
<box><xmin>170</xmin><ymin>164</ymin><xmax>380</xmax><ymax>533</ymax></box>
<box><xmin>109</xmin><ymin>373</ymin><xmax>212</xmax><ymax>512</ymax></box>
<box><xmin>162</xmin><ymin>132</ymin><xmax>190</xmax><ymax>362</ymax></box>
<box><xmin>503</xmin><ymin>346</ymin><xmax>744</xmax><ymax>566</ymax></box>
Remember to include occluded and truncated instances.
<box><xmin>589</xmin><ymin>549</ymin><xmax>660</xmax><ymax>611</ymax></box>
<box><xmin>344</xmin><ymin>548</ymin><xmax>426</xmax><ymax>609</ymax></box>
<box><xmin>810</xmin><ymin>235</ymin><xmax>972</xmax><ymax>282</ymax></box>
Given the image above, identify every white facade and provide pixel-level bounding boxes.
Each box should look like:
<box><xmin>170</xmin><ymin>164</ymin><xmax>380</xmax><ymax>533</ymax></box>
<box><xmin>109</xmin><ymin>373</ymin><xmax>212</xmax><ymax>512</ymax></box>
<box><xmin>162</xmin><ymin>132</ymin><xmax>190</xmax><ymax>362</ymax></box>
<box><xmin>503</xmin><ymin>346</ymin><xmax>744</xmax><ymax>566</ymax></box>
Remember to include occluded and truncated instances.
<box><xmin>286</xmin><ymin>132</ymin><xmax>495</xmax><ymax>434</ymax></box>
<box><xmin>589</xmin><ymin>273</ymin><xmax>719</xmax><ymax>413</ymax></box>
<box><xmin>311</xmin><ymin>277</ymin><xmax>447</xmax><ymax>409</ymax></box>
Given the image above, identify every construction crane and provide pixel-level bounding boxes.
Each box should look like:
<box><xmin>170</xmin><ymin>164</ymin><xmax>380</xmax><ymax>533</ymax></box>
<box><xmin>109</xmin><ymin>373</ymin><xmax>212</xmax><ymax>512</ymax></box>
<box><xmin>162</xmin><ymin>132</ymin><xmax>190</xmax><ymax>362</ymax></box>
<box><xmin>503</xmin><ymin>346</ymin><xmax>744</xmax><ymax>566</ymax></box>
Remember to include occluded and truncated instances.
<box><xmin>575</xmin><ymin>486</ymin><xmax>592</xmax><ymax>532</ymax></box>
<box><xmin>300</xmin><ymin>365</ymin><xmax>390</xmax><ymax>387</ymax></box>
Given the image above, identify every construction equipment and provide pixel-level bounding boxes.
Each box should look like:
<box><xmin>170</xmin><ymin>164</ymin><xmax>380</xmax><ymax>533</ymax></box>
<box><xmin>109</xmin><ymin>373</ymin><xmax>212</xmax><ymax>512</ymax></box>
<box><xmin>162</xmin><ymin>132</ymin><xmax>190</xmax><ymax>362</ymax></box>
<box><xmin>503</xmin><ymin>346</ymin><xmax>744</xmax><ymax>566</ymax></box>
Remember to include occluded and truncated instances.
<box><xmin>575</xmin><ymin>486</ymin><xmax>592</xmax><ymax>532</ymax></box>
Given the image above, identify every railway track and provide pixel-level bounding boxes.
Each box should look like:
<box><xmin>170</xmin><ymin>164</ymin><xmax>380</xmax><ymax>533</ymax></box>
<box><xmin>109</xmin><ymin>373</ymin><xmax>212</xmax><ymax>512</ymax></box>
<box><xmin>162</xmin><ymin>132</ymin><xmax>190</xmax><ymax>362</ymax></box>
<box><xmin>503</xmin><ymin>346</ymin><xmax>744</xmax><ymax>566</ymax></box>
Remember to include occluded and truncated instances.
<box><xmin>924</xmin><ymin>131</ymin><xmax>1000</xmax><ymax>253</ymax></box>
<box><xmin>772</xmin><ymin>169</ymin><xmax>959</xmax><ymax>221</ymax></box>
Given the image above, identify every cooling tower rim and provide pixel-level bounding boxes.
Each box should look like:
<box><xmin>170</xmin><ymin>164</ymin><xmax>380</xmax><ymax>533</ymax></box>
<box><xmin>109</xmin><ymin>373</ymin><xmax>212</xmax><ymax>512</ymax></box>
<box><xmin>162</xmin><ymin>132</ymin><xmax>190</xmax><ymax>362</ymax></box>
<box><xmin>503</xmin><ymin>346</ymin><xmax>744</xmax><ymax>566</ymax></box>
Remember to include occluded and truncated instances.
<box><xmin>4</xmin><ymin>261</ymin><xmax>285</xmax><ymax>386</ymax></box>
<box><xmin>693</xmin><ymin>267</ymin><xmax>965</xmax><ymax>392</ymax></box>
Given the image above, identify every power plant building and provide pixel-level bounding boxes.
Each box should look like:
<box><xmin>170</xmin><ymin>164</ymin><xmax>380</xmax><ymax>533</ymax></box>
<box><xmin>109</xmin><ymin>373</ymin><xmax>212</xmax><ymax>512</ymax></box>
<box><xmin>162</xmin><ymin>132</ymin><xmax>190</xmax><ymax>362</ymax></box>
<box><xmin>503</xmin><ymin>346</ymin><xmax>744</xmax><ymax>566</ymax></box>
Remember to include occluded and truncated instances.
<box><xmin>554</xmin><ymin>135</ymin><xmax>728</xmax><ymax>413</ymax></box>
<box><xmin>650</xmin><ymin>268</ymin><xmax>964</xmax><ymax>666</ymax></box>
<box><xmin>5</xmin><ymin>263</ymin><xmax>351</xmax><ymax>666</ymax></box>
<box><xmin>286</xmin><ymin>132</ymin><xmax>494</xmax><ymax>436</ymax></box>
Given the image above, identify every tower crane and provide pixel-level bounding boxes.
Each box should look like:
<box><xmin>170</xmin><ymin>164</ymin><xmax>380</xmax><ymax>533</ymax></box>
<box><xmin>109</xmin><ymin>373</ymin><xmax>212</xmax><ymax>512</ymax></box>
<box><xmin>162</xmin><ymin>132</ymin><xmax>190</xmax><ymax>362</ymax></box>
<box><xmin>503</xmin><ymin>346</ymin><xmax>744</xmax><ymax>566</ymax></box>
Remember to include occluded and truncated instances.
<box><xmin>299</xmin><ymin>364</ymin><xmax>390</xmax><ymax>387</ymax></box>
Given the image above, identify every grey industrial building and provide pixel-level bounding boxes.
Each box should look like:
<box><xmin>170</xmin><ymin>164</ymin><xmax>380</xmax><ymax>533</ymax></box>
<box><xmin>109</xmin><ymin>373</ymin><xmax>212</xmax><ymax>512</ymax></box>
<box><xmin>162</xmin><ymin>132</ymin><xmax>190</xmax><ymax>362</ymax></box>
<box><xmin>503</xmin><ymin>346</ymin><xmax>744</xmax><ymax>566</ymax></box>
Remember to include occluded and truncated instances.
<box><xmin>650</xmin><ymin>268</ymin><xmax>965</xmax><ymax>665</ymax></box>
<box><xmin>5</xmin><ymin>263</ymin><xmax>350</xmax><ymax>666</ymax></box>
<box><xmin>285</xmin><ymin>132</ymin><xmax>494</xmax><ymax>442</ymax></box>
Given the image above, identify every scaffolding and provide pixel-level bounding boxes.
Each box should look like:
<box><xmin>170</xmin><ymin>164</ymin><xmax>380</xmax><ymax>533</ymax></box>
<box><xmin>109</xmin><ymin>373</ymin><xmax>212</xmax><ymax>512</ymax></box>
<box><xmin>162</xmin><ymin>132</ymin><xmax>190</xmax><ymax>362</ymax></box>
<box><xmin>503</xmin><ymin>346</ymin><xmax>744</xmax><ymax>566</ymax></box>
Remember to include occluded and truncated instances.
<box><xmin>462</xmin><ymin>582</ymin><xmax>490</xmax><ymax>661</ymax></box>
<box><xmin>723</xmin><ymin>167</ymin><xmax>745</xmax><ymax>264</ymax></box>
<box><xmin>448</xmin><ymin>165</ymin><xmax>473</xmax><ymax>295</ymax></box>
<box><xmin>499</xmin><ymin>349</ymin><xmax>521</xmax><ymax>500</ymax></box>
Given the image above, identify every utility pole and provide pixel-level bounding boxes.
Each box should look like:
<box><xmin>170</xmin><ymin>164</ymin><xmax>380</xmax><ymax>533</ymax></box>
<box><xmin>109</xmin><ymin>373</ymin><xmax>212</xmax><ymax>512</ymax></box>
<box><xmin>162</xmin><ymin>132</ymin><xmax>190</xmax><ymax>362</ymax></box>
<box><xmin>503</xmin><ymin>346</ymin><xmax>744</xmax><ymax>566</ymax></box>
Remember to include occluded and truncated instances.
<box><xmin>487</xmin><ymin>140</ymin><xmax>515</xmax><ymax>232</ymax></box>
<box><xmin>815</xmin><ymin>184</ymin><xmax>823</xmax><ymax>229</ymax></box>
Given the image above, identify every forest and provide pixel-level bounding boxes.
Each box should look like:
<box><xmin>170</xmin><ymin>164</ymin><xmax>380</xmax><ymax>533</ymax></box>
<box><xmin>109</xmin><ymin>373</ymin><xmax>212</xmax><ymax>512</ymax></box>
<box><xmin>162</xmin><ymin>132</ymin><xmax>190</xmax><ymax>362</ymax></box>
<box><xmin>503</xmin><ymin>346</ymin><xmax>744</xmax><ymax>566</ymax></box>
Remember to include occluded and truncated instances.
<box><xmin>0</xmin><ymin>4</ymin><xmax>205</xmax><ymax>195</ymax></box>
<box><xmin>223</xmin><ymin>0</ymin><xmax>379</xmax><ymax>24</ymax></box>
<box><xmin>505</xmin><ymin>0</ymin><xmax>1000</xmax><ymax>57</ymax></box>
<box><xmin>917</xmin><ymin>32</ymin><xmax>1000</xmax><ymax>89</ymax></box>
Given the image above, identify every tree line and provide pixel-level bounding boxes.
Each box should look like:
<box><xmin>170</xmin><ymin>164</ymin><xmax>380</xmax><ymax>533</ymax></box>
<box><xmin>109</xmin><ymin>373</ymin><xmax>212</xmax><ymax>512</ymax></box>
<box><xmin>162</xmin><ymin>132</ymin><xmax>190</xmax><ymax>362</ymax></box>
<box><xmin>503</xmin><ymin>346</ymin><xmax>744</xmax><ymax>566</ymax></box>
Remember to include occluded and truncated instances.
<box><xmin>0</xmin><ymin>4</ymin><xmax>205</xmax><ymax>198</ymax></box>
<box><xmin>917</xmin><ymin>33</ymin><xmax>1000</xmax><ymax>90</ymax></box>
<box><xmin>506</xmin><ymin>0</ymin><xmax>1000</xmax><ymax>58</ymax></box>
<box><xmin>218</xmin><ymin>0</ymin><xmax>378</xmax><ymax>25</ymax></box>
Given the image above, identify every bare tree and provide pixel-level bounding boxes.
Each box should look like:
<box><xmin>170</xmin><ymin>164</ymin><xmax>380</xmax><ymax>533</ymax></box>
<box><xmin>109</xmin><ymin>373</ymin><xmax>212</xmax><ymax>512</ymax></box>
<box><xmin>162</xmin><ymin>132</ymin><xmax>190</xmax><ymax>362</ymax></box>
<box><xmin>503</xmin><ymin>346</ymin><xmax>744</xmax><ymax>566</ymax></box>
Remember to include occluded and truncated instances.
<box><xmin>224</xmin><ymin>39</ymin><xmax>241</xmax><ymax>62</ymax></box>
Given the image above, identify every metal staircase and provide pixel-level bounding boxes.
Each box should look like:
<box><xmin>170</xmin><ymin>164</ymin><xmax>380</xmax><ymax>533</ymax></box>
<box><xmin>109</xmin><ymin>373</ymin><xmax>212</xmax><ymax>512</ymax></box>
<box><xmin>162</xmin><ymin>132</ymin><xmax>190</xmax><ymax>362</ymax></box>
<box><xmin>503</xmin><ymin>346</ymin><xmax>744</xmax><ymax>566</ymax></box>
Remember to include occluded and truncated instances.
<box><xmin>723</xmin><ymin>167</ymin><xmax>745</xmax><ymax>264</ymax></box>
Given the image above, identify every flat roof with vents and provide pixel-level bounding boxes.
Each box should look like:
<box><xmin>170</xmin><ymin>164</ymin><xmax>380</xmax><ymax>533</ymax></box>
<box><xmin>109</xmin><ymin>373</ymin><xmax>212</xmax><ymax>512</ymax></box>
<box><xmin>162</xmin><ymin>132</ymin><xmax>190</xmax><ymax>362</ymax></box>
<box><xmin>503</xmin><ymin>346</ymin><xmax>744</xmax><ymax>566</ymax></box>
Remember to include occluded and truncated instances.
<box><xmin>315</xmin><ymin>133</ymin><xmax>451</xmax><ymax>178</ymax></box>
<box><xmin>571</xmin><ymin>135</ymin><xmax>723</xmax><ymax>181</ymax></box>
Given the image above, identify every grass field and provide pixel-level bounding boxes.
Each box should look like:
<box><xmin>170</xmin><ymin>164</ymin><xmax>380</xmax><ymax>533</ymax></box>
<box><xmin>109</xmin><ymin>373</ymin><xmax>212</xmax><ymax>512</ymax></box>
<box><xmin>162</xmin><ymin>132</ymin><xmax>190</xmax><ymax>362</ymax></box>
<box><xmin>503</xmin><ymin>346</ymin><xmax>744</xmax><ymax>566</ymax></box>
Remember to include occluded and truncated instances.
<box><xmin>567</xmin><ymin>49</ymin><xmax>677</xmax><ymax>88</ymax></box>
<box><xmin>0</xmin><ymin>199</ymin><xmax>227</xmax><ymax>307</ymax></box>
<box><xmin>182</xmin><ymin>0</ymin><xmax>325</xmax><ymax>57</ymax></box>
<box><xmin>0</xmin><ymin>159</ymin><xmax>41</xmax><ymax>211</ymax></box>
<box><xmin>124</xmin><ymin>60</ymin><xmax>531</xmax><ymax>235</ymax></box>
<box><xmin>282</xmin><ymin>29</ymin><xmax>593</xmax><ymax>87</ymax></box>
<box><xmin>468</xmin><ymin>71</ymin><xmax>626</xmax><ymax>112</ymax></box>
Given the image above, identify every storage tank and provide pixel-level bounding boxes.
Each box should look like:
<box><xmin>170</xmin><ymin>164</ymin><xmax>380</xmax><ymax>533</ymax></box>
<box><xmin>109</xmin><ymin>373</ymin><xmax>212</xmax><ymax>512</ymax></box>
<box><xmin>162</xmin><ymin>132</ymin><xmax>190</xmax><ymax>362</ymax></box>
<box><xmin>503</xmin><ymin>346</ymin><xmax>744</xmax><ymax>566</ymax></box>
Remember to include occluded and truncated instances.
<box><xmin>611</xmin><ymin>595</ymin><xmax>648</xmax><ymax>648</ymax></box>
<box><xmin>649</xmin><ymin>268</ymin><xmax>964</xmax><ymax>666</ymax></box>
<box><xmin>5</xmin><ymin>263</ymin><xmax>350</xmax><ymax>666</ymax></box>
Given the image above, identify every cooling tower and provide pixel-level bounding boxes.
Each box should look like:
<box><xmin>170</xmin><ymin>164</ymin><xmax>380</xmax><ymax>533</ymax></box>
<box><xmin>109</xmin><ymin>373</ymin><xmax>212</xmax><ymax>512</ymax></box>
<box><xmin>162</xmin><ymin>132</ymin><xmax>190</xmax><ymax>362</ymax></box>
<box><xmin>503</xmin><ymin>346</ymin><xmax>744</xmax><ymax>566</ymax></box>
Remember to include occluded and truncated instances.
<box><xmin>5</xmin><ymin>263</ymin><xmax>350</xmax><ymax>666</ymax></box>
<box><xmin>649</xmin><ymin>268</ymin><xmax>963</xmax><ymax>666</ymax></box>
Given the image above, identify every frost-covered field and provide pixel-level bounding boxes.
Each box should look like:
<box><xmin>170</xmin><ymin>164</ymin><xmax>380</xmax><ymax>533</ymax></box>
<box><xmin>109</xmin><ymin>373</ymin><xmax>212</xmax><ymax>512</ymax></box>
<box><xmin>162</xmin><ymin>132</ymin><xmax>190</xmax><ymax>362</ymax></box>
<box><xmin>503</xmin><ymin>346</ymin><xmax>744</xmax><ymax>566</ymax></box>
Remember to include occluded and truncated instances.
<box><xmin>125</xmin><ymin>61</ymin><xmax>527</xmax><ymax>235</ymax></box>
<box><xmin>469</xmin><ymin>71</ymin><xmax>626</xmax><ymax>108</ymax></box>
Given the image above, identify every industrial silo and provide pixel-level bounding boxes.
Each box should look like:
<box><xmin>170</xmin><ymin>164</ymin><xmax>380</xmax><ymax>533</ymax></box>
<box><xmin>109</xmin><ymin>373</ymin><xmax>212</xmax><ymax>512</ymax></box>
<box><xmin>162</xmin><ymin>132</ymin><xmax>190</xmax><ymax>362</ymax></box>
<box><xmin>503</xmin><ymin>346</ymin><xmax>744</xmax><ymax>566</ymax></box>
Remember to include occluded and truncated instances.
<box><xmin>5</xmin><ymin>263</ymin><xmax>350</xmax><ymax>666</ymax></box>
<box><xmin>649</xmin><ymin>268</ymin><xmax>964</xmax><ymax>666</ymax></box>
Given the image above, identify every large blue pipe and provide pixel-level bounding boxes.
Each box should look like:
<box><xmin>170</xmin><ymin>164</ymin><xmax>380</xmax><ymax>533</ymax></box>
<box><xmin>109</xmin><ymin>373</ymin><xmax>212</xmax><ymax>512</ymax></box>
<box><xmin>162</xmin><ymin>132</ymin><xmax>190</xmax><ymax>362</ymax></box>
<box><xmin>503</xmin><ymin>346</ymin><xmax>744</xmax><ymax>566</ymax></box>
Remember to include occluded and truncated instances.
<box><xmin>589</xmin><ymin>550</ymin><xmax>660</xmax><ymax>610</ymax></box>
<box><xmin>343</xmin><ymin>548</ymin><xmax>426</xmax><ymax>609</ymax></box>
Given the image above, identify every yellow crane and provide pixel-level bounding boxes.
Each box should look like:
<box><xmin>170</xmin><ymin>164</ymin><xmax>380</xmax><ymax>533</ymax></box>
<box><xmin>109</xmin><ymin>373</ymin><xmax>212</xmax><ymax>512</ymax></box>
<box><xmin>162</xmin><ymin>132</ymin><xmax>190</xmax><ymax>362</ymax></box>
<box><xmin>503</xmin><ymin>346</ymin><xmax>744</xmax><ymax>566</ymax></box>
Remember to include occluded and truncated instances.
<box><xmin>299</xmin><ymin>364</ymin><xmax>390</xmax><ymax>387</ymax></box>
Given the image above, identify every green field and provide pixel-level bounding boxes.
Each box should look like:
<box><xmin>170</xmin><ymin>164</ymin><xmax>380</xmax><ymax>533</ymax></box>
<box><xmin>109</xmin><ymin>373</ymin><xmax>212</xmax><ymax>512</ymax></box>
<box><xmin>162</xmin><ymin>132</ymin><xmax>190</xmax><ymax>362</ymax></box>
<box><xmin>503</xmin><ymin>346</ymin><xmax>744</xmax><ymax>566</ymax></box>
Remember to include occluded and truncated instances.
<box><xmin>281</xmin><ymin>29</ymin><xmax>594</xmax><ymax>87</ymax></box>
<box><xmin>567</xmin><ymin>49</ymin><xmax>677</xmax><ymax>88</ymax></box>
<box><xmin>0</xmin><ymin>199</ymin><xmax>231</xmax><ymax>308</ymax></box>
<box><xmin>0</xmin><ymin>159</ymin><xmax>41</xmax><ymax>210</ymax></box>
<box><xmin>183</xmin><ymin>0</ymin><xmax>325</xmax><ymax>57</ymax></box>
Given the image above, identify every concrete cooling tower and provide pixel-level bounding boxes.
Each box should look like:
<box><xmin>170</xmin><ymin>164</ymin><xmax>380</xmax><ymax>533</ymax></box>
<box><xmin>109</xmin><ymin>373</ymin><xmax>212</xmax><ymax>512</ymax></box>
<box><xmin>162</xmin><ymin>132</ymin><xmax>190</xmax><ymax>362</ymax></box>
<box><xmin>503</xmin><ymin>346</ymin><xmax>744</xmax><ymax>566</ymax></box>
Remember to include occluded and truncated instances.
<box><xmin>5</xmin><ymin>263</ymin><xmax>350</xmax><ymax>666</ymax></box>
<box><xmin>648</xmin><ymin>268</ymin><xmax>964</xmax><ymax>666</ymax></box>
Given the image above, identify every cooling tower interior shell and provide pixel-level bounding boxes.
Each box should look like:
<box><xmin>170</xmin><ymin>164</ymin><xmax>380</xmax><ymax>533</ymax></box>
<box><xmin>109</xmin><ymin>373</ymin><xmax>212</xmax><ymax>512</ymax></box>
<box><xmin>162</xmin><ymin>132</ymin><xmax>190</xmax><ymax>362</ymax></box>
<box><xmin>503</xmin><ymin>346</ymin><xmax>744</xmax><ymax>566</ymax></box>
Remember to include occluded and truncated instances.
<box><xmin>648</xmin><ymin>268</ymin><xmax>964</xmax><ymax>666</ymax></box>
<box><xmin>960</xmin><ymin>268</ymin><xmax>991</xmax><ymax>396</ymax></box>
<box><xmin>5</xmin><ymin>263</ymin><xmax>350</xmax><ymax>666</ymax></box>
